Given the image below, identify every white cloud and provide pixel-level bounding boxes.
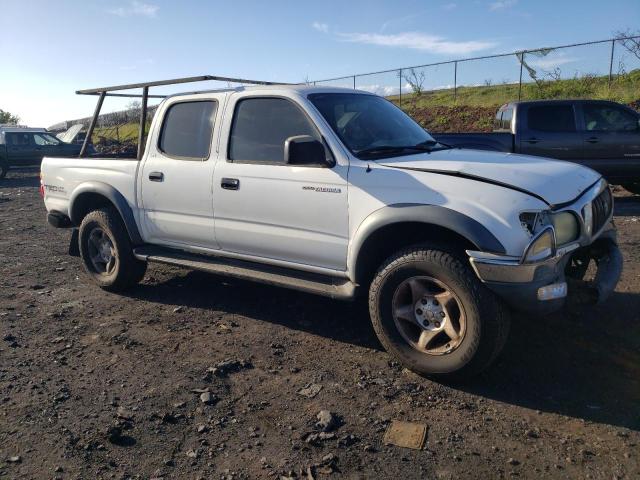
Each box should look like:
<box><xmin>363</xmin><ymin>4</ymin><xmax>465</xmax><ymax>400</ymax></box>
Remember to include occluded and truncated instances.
<box><xmin>442</xmin><ymin>3</ymin><xmax>457</xmax><ymax>10</ymax></box>
<box><xmin>338</xmin><ymin>31</ymin><xmax>497</xmax><ymax>55</ymax></box>
<box><xmin>108</xmin><ymin>1</ymin><xmax>158</xmax><ymax>17</ymax></box>
<box><xmin>312</xmin><ymin>22</ymin><xmax>329</xmax><ymax>33</ymax></box>
<box><xmin>489</xmin><ymin>0</ymin><xmax>517</xmax><ymax>10</ymax></box>
<box><xmin>526</xmin><ymin>54</ymin><xmax>578</xmax><ymax>70</ymax></box>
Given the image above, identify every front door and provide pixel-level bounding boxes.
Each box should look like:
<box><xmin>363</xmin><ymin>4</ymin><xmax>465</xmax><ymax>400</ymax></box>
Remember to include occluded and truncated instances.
<box><xmin>579</xmin><ymin>102</ymin><xmax>640</xmax><ymax>181</ymax></box>
<box><xmin>213</xmin><ymin>95</ymin><xmax>349</xmax><ymax>271</ymax></box>
<box><xmin>139</xmin><ymin>97</ymin><xmax>221</xmax><ymax>249</ymax></box>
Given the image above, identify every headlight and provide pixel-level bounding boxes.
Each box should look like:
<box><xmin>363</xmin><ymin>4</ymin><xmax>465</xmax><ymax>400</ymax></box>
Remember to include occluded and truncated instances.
<box><xmin>522</xmin><ymin>226</ymin><xmax>556</xmax><ymax>263</ymax></box>
<box><xmin>550</xmin><ymin>212</ymin><xmax>579</xmax><ymax>245</ymax></box>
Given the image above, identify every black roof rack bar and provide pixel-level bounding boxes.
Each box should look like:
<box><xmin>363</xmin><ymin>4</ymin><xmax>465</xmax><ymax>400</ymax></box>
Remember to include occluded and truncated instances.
<box><xmin>76</xmin><ymin>74</ymin><xmax>284</xmax><ymax>95</ymax></box>
<box><xmin>78</xmin><ymin>74</ymin><xmax>288</xmax><ymax>160</ymax></box>
<box><xmin>83</xmin><ymin>92</ymin><xmax>167</xmax><ymax>99</ymax></box>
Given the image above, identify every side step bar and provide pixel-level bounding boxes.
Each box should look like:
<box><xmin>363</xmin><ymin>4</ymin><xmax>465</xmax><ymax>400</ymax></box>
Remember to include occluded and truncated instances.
<box><xmin>133</xmin><ymin>245</ymin><xmax>357</xmax><ymax>300</ymax></box>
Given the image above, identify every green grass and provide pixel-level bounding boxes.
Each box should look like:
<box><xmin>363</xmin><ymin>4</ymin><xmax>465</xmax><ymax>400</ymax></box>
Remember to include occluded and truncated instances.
<box><xmin>389</xmin><ymin>69</ymin><xmax>640</xmax><ymax>109</ymax></box>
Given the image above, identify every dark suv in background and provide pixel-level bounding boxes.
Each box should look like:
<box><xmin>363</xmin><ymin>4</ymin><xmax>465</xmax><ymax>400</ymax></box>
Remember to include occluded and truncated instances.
<box><xmin>0</xmin><ymin>127</ymin><xmax>85</xmax><ymax>179</ymax></box>
<box><xmin>434</xmin><ymin>100</ymin><xmax>640</xmax><ymax>194</ymax></box>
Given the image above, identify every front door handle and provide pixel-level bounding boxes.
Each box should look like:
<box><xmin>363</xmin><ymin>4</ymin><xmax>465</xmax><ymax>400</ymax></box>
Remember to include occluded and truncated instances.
<box><xmin>221</xmin><ymin>178</ymin><xmax>240</xmax><ymax>190</ymax></box>
<box><xmin>586</xmin><ymin>136</ymin><xmax>599</xmax><ymax>143</ymax></box>
<box><xmin>525</xmin><ymin>137</ymin><xmax>539</xmax><ymax>144</ymax></box>
<box><xmin>148</xmin><ymin>171</ymin><xmax>164</xmax><ymax>182</ymax></box>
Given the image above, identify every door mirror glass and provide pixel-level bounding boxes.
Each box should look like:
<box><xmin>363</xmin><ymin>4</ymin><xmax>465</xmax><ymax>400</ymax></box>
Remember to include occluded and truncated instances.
<box><xmin>284</xmin><ymin>135</ymin><xmax>327</xmax><ymax>166</ymax></box>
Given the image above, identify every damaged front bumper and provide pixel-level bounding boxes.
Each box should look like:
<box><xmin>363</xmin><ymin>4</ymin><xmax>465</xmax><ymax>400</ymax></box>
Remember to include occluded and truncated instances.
<box><xmin>467</xmin><ymin>225</ymin><xmax>623</xmax><ymax>314</ymax></box>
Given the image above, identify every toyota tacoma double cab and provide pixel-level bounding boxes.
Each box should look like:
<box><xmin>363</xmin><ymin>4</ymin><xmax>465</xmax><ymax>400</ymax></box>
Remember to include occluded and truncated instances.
<box><xmin>433</xmin><ymin>99</ymin><xmax>640</xmax><ymax>194</ymax></box>
<box><xmin>41</xmin><ymin>81</ymin><xmax>623</xmax><ymax>379</ymax></box>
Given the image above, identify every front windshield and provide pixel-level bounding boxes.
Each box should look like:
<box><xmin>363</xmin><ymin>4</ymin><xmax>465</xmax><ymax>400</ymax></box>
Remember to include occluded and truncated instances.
<box><xmin>308</xmin><ymin>93</ymin><xmax>441</xmax><ymax>159</ymax></box>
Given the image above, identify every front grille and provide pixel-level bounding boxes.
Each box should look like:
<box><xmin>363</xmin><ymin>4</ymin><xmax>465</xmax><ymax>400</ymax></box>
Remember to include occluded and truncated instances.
<box><xmin>592</xmin><ymin>187</ymin><xmax>612</xmax><ymax>234</ymax></box>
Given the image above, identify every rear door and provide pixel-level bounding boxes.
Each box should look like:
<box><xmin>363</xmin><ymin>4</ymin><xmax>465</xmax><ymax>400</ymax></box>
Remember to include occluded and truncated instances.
<box><xmin>518</xmin><ymin>103</ymin><xmax>584</xmax><ymax>160</ymax></box>
<box><xmin>578</xmin><ymin>102</ymin><xmax>640</xmax><ymax>181</ymax></box>
<box><xmin>4</xmin><ymin>132</ymin><xmax>36</xmax><ymax>165</ymax></box>
<box><xmin>212</xmin><ymin>93</ymin><xmax>349</xmax><ymax>271</ymax></box>
<box><xmin>139</xmin><ymin>94</ymin><xmax>223</xmax><ymax>249</ymax></box>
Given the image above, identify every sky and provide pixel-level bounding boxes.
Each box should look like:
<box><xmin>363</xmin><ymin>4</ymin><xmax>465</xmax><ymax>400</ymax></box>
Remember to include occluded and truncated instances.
<box><xmin>0</xmin><ymin>0</ymin><xmax>638</xmax><ymax>127</ymax></box>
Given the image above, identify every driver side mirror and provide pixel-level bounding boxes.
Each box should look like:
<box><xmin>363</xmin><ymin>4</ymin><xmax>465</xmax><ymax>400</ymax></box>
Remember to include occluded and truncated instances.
<box><xmin>284</xmin><ymin>135</ymin><xmax>329</xmax><ymax>166</ymax></box>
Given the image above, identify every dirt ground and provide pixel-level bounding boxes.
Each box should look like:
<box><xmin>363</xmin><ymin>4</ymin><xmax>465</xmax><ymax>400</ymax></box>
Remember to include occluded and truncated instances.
<box><xmin>1</xmin><ymin>169</ymin><xmax>639</xmax><ymax>480</ymax></box>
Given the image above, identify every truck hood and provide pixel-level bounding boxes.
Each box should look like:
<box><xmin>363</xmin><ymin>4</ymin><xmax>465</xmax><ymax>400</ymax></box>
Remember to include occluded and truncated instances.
<box><xmin>378</xmin><ymin>148</ymin><xmax>601</xmax><ymax>206</ymax></box>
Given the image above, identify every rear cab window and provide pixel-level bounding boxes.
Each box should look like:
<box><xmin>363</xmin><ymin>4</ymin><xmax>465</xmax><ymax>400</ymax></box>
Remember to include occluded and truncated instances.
<box><xmin>526</xmin><ymin>104</ymin><xmax>576</xmax><ymax>132</ymax></box>
<box><xmin>159</xmin><ymin>101</ymin><xmax>217</xmax><ymax>160</ymax></box>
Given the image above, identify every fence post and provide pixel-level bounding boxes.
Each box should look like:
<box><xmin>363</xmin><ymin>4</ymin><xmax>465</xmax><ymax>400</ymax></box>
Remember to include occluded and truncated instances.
<box><xmin>608</xmin><ymin>39</ymin><xmax>615</xmax><ymax>87</ymax></box>
<box><xmin>353</xmin><ymin>75</ymin><xmax>356</xmax><ymax>89</ymax></box>
<box><xmin>518</xmin><ymin>52</ymin><xmax>524</xmax><ymax>101</ymax></box>
<box><xmin>399</xmin><ymin>68</ymin><xmax>402</xmax><ymax>107</ymax></box>
<box><xmin>453</xmin><ymin>61</ymin><xmax>458</xmax><ymax>102</ymax></box>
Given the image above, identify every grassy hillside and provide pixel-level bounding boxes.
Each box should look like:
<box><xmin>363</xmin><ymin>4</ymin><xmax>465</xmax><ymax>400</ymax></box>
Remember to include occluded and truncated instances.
<box><xmin>89</xmin><ymin>70</ymin><xmax>640</xmax><ymax>148</ymax></box>
<box><xmin>391</xmin><ymin>69</ymin><xmax>640</xmax><ymax>132</ymax></box>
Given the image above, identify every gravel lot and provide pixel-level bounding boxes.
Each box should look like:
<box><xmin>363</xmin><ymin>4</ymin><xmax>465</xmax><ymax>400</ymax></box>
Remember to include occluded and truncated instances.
<box><xmin>1</xmin><ymin>170</ymin><xmax>639</xmax><ymax>479</ymax></box>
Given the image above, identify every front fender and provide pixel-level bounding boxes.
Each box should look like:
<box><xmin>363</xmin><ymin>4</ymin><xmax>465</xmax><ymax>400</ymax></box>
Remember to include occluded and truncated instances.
<box><xmin>348</xmin><ymin>203</ymin><xmax>506</xmax><ymax>281</ymax></box>
<box><xmin>69</xmin><ymin>181</ymin><xmax>142</xmax><ymax>245</ymax></box>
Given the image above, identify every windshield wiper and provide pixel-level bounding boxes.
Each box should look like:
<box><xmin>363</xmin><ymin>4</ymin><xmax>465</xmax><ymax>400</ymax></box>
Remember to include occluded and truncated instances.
<box><xmin>356</xmin><ymin>140</ymin><xmax>438</xmax><ymax>158</ymax></box>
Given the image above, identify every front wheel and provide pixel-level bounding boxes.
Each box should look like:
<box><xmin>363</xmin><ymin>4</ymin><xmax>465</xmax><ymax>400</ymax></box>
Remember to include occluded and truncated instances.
<box><xmin>369</xmin><ymin>245</ymin><xmax>510</xmax><ymax>380</ymax></box>
<box><xmin>79</xmin><ymin>207</ymin><xmax>147</xmax><ymax>292</ymax></box>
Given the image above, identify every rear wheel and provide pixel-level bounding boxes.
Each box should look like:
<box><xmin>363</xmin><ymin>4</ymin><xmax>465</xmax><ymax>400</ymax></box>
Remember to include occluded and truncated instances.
<box><xmin>622</xmin><ymin>183</ymin><xmax>640</xmax><ymax>196</ymax></box>
<box><xmin>79</xmin><ymin>207</ymin><xmax>146</xmax><ymax>291</ymax></box>
<box><xmin>369</xmin><ymin>245</ymin><xmax>510</xmax><ymax>380</ymax></box>
<box><xmin>0</xmin><ymin>159</ymin><xmax>8</xmax><ymax>179</ymax></box>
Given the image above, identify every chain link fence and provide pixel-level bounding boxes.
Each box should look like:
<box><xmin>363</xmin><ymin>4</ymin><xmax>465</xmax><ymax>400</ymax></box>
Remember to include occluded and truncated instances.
<box><xmin>311</xmin><ymin>36</ymin><xmax>640</xmax><ymax>109</ymax></box>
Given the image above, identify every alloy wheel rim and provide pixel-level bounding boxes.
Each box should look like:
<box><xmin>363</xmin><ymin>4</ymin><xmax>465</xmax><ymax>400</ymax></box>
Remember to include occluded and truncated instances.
<box><xmin>87</xmin><ymin>227</ymin><xmax>117</xmax><ymax>275</ymax></box>
<box><xmin>391</xmin><ymin>276</ymin><xmax>466</xmax><ymax>355</ymax></box>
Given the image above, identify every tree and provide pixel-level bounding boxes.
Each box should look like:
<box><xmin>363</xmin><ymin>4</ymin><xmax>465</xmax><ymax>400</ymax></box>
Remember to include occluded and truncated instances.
<box><xmin>0</xmin><ymin>109</ymin><xmax>20</xmax><ymax>125</ymax></box>
<box><xmin>400</xmin><ymin>68</ymin><xmax>426</xmax><ymax>96</ymax></box>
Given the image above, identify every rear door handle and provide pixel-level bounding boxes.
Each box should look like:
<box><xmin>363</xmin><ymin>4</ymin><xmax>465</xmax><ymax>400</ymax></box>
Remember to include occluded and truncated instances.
<box><xmin>586</xmin><ymin>136</ymin><xmax>599</xmax><ymax>143</ymax></box>
<box><xmin>525</xmin><ymin>137</ymin><xmax>539</xmax><ymax>144</ymax></box>
<box><xmin>221</xmin><ymin>178</ymin><xmax>240</xmax><ymax>190</ymax></box>
<box><xmin>148</xmin><ymin>171</ymin><xmax>164</xmax><ymax>182</ymax></box>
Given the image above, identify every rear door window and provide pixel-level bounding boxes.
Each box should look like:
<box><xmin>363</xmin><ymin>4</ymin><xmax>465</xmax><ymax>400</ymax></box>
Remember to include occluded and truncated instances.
<box><xmin>6</xmin><ymin>132</ymin><xmax>31</xmax><ymax>145</ymax></box>
<box><xmin>583</xmin><ymin>104</ymin><xmax>638</xmax><ymax>132</ymax></box>
<box><xmin>159</xmin><ymin>101</ymin><xmax>217</xmax><ymax>159</ymax></box>
<box><xmin>527</xmin><ymin>105</ymin><xmax>576</xmax><ymax>132</ymax></box>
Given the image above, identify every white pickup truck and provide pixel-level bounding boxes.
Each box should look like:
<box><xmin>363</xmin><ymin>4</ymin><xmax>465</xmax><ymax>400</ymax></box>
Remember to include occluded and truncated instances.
<box><xmin>41</xmin><ymin>82</ymin><xmax>622</xmax><ymax>379</ymax></box>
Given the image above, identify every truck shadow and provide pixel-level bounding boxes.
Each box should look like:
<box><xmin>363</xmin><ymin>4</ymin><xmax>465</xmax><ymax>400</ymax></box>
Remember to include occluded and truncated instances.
<box><xmin>0</xmin><ymin>169</ymin><xmax>41</xmax><ymax>189</ymax></box>
<box><xmin>127</xmin><ymin>269</ymin><xmax>640</xmax><ymax>432</ymax></box>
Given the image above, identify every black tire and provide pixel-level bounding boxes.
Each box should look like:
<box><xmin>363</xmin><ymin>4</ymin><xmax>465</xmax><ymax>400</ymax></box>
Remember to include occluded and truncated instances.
<box><xmin>0</xmin><ymin>159</ymin><xmax>8</xmax><ymax>179</ymax></box>
<box><xmin>369</xmin><ymin>245</ymin><xmax>510</xmax><ymax>380</ymax></box>
<box><xmin>622</xmin><ymin>183</ymin><xmax>640</xmax><ymax>196</ymax></box>
<box><xmin>79</xmin><ymin>207</ymin><xmax>146</xmax><ymax>292</ymax></box>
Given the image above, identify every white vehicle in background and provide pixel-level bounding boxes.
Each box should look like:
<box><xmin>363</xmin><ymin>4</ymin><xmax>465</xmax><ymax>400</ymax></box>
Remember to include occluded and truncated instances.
<box><xmin>40</xmin><ymin>75</ymin><xmax>622</xmax><ymax>379</ymax></box>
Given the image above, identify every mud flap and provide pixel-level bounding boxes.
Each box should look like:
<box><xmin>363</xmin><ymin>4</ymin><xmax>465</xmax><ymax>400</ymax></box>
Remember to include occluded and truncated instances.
<box><xmin>567</xmin><ymin>238</ymin><xmax>623</xmax><ymax>305</ymax></box>
<box><xmin>68</xmin><ymin>228</ymin><xmax>80</xmax><ymax>257</ymax></box>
